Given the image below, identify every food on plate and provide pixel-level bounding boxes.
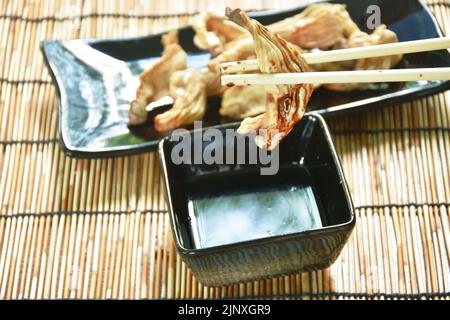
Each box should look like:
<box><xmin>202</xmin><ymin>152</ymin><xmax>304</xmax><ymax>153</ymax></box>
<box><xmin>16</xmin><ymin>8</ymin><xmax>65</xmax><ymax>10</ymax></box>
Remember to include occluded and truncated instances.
<box><xmin>154</xmin><ymin>69</ymin><xmax>207</xmax><ymax>131</ymax></box>
<box><xmin>152</xmin><ymin>68</ymin><xmax>224</xmax><ymax>131</ymax></box>
<box><xmin>269</xmin><ymin>3</ymin><xmax>359</xmax><ymax>50</ymax></box>
<box><xmin>207</xmin><ymin>36</ymin><xmax>256</xmax><ymax>73</ymax></box>
<box><xmin>312</xmin><ymin>25</ymin><xmax>403</xmax><ymax>91</ymax></box>
<box><xmin>220</xmin><ymin>85</ymin><xmax>267</xmax><ymax>119</ymax></box>
<box><xmin>226</xmin><ymin>8</ymin><xmax>314</xmax><ymax>150</ymax></box>
<box><xmin>129</xmin><ymin>31</ymin><xmax>187</xmax><ymax>125</ymax></box>
<box><xmin>193</xmin><ymin>11</ymin><xmax>248</xmax><ymax>56</ymax></box>
<box><xmin>128</xmin><ymin>3</ymin><xmax>403</xmax><ymax>146</ymax></box>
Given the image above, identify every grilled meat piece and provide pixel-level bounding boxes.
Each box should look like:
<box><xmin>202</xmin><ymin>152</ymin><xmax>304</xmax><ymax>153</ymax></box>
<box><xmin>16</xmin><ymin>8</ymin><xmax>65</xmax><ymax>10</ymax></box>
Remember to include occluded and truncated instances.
<box><xmin>128</xmin><ymin>31</ymin><xmax>187</xmax><ymax>126</ymax></box>
<box><xmin>193</xmin><ymin>11</ymin><xmax>248</xmax><ymax>56</ymax></box>
<box><xmin>154</xmin><ymin>69</ymin><xmax>207</xmax><ymax>131</ymax></box>
<box><xmin>226</xmin><ymin>8</ymin><xmax>314</xmax><ymax>150</ymax></box>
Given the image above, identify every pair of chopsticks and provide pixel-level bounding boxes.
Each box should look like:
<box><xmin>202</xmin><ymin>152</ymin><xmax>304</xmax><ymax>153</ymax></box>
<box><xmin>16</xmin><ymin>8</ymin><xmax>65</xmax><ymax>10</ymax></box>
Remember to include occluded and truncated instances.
<box><xmin>220</xmin><ymin>37</ymin><xmax>450</xmax><ymax>86</ymax></box>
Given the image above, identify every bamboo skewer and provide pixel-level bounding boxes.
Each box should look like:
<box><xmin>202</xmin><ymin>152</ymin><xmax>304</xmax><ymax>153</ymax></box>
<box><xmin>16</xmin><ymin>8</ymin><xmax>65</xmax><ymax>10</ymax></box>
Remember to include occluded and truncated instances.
<box><xmin>220</xmin><ymin>36</ymin><xmax>450</xmax><ymax>74</ymax></box>
<box><xmin>221</xmin><ymin>67</ymin><xmax>450</xmax><ymax>86</ymax></box>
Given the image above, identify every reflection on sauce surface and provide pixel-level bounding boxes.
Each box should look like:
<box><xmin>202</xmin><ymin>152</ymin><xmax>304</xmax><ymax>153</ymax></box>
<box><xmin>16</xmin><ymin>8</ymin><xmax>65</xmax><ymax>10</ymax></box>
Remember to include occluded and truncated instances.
<box><xmin>188</xmin><ymin>183</ymin><xmax>322</xmax><ymax>249</ymax></box>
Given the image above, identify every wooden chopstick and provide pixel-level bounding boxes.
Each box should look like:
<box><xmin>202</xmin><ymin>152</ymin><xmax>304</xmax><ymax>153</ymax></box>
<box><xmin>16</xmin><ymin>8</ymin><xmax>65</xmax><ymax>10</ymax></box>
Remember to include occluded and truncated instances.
<box><xmin>221</xmin><ymin>67</ymin><xmax>450</xmax><ymax>86</ymax></box>
<box><xmin>220</xmin><ymin>37</ymin><xmax>450</xmax><ymax>74</ymax></box>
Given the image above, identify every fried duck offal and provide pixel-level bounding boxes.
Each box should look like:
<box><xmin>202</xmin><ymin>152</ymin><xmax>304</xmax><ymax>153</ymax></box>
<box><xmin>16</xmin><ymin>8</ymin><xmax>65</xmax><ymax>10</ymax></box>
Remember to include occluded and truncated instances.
<box><xmin>193</xmin><ymin>11</ymin><xmax>248</xmax><ymax>57</ymax></box>
<box><xmin>226</xmin><ymin>8</ymin><xmax>314</xmax><ymax>150</ymax></box>
<box><xmin>154</xmin><ymin>69</ymin><xmax>207</xmax><ymax>132</ymax></box>
<box><xmin>269</xmin><ymin>3</ymin><xmax>359</xmax><ymax>50</ymax></box>
<box><xmin>220</xmin><ymin>85</ymin><xmax>267</xmax><ymax>119</ymax></box>
<box><xmin>128</xmin><ymin>31</ymin><xmax>187</xmax><ymax>126</ymax></box>
<box><xmin>152</xmin><ymin>68</ymin><xmax>223</xmax><ymax>132</ymax></box>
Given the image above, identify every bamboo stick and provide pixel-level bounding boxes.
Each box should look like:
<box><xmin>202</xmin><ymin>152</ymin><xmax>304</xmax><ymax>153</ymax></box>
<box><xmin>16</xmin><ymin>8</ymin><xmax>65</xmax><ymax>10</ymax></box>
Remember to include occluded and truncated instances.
<box><xmin>221</xmin><ymin>67</ymin><xmax>450</xmax><ymax>86</ymax></box>
<box><xmin>220</xmin><ymin>37</ymin><xmax>450</xmax><ymax>74</ymax></box>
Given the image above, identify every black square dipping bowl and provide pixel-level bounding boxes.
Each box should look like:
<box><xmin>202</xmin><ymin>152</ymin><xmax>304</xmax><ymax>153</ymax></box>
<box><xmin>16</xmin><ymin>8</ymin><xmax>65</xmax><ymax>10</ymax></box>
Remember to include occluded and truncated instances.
<box><xmin>159</xmin><ymin>113</ymin><xmax>355</xmax><ymax>286</ymax></box>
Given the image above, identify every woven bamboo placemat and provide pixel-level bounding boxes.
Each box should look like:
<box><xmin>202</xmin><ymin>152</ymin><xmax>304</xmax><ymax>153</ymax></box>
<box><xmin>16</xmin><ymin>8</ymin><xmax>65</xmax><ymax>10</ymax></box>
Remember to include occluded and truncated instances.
<box><xmin>0</xmin><ymin>0</ymin><xmax>449</xmax><ymax>300</ymax></box>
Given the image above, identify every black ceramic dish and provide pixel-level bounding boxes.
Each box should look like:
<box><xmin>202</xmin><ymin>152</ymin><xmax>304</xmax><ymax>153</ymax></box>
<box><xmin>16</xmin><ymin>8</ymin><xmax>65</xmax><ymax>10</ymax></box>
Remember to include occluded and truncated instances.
<box><xmin>159</xmin><ymin>113</ymin><xmax>355</xmax><ymax>286</ymax></box>
<box><xmin>41</xmin><ymin>0</ymin><xmax>450</xmax><ymax>157</ymax></box>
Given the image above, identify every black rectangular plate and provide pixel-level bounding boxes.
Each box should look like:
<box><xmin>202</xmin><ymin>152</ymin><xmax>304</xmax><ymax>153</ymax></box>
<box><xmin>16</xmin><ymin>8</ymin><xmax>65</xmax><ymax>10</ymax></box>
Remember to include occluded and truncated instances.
<box><xmin>41</xmin><ymin>0</ymin><xmax>450</xmax><ymax>157</ymax></box>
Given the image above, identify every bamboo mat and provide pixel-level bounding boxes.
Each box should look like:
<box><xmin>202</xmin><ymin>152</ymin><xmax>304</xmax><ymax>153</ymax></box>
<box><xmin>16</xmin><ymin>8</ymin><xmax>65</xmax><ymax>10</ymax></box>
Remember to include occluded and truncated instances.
<box><xmin>0</xmin><ymin>0</ymin><xmax>449</xmax><ymax>300</ymax></box>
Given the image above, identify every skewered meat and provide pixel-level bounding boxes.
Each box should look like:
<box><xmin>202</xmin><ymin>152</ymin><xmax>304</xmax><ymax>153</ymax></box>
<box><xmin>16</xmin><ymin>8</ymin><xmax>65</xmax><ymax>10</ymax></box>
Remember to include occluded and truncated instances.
<box><xmin>154</xmin><ymin>69</ymin><xmax>207</xmax><ymax>131</ymax></box>
<box><xmin>128</xmin><ymin>31</ymin><xmax>187</xmax><ymax>125</ymax></box>
<box><xmin>226</xmin><ymin>8</ymin><xmax>314</xmax><ymax>150</ymax></box>
<box><xmin>193</xmin><ymin>11</ymin><xmax>248</xmax><ymax>56</ymax></box>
